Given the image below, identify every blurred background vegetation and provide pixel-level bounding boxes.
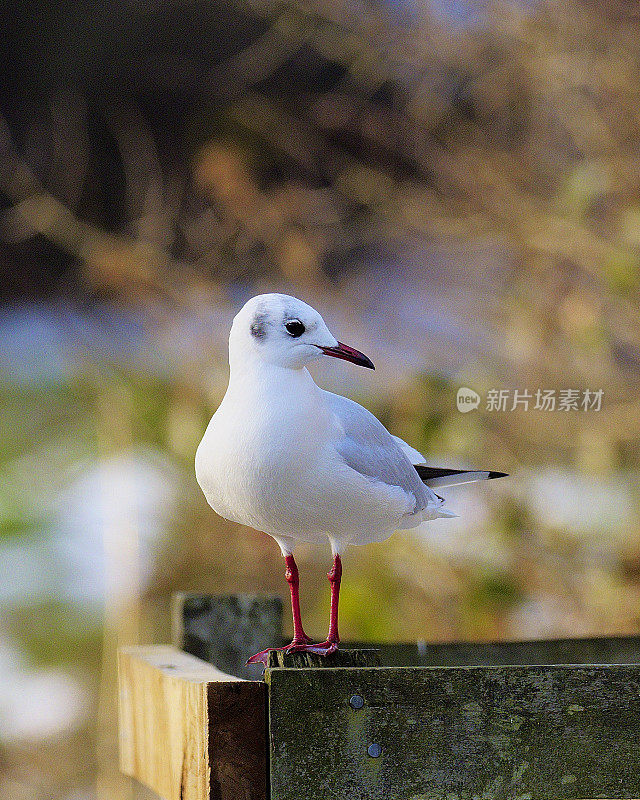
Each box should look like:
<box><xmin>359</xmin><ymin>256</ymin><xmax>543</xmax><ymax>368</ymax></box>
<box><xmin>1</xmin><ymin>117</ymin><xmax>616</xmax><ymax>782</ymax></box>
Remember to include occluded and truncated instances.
<box><xmin>2</xmin><ymin>0</ymin><xmax>640</xmax><ymax>797</ymax></box>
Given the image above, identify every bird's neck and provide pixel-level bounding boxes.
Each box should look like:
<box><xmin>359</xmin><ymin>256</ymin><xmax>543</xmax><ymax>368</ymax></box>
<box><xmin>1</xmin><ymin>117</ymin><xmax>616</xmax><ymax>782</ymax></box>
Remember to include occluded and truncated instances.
<box><xmin>227</xmin><ymin>358</ymin><xmax>318</xmax><ymax>399</ymax></box>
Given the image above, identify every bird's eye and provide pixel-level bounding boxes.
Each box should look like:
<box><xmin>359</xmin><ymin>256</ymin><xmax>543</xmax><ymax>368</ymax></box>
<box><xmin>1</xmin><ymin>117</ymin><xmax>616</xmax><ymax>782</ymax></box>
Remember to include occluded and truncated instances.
<box><xmin>285</xmin><ymin>319</ymin><xmax>305</xmax><ymax>337</ymax></box>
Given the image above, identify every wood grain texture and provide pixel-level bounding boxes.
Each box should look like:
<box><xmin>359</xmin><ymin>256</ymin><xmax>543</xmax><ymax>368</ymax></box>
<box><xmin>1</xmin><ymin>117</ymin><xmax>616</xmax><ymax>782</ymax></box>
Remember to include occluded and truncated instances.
<box><xmin>266</xmin><ymin>663</ymin><xmax>640</xmax><ymax>800</ymax></box>
<box><xmin>118</xmin><ymin>645</ymin><xmax>266</xmax><ymax>800</ymax></box>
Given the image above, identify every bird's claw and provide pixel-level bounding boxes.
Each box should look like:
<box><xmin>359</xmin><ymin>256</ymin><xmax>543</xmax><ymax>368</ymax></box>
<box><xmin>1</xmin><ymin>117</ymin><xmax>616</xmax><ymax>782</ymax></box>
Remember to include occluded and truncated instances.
<box><xmin>246</xmin><ymin>648</ymin><xmax>277</xmax><ymax>666</ymax></box>
<box><xmin>246</xmin><ymin>639</ymin><xmax>338</xmax><ymax>665</ymax></box>
<box><xmin>300</xmin><ymin>640</ymin><xmax>339</xmax><ymax>656</ymax></box>
<box><xmin>245</xmin><ymin>638</ymin><xmax>314</xmax><ymax>665</ymax></box>
<box><xmin>282</xmin><ymin>640</ymin><xmax>318</xmax><ymax>654</ymax></box>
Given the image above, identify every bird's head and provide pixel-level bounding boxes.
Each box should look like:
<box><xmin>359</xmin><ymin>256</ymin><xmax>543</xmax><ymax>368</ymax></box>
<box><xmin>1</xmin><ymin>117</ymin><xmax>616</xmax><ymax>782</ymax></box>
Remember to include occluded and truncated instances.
<box><xmin>229</xmin><ymin>294</ymin><xmax>374</xmax><ymax>371</ymax></box>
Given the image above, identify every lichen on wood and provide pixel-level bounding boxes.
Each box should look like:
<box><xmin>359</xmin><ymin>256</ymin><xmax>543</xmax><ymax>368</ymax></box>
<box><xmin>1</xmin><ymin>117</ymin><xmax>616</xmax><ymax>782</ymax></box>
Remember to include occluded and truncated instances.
<box><xmin>266</xmin><ymin>663</ymin><xmax>640</xmax><ymax>800</ymax></box>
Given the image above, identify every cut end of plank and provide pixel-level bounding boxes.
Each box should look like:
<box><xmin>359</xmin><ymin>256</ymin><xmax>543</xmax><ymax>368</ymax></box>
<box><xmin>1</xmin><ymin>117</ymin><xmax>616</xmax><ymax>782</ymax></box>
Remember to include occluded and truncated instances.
<box><xmin>118</xmin><ymin>645</ymin><xmax>266</xmax><ymax>800</ymax></box>
<box><xmin>267</xmin><ymin>648</ymin><xmax>381</xmax><ymax>669</ymax></box>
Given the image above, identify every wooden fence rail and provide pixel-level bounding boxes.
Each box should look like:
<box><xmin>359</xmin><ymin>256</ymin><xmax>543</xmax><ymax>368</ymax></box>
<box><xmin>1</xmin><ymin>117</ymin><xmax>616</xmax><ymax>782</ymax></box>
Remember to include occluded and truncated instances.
<box><xmin>117</xmin><ymin>594</ymin><xmax>640</xmax><ymax>800</ymax></box>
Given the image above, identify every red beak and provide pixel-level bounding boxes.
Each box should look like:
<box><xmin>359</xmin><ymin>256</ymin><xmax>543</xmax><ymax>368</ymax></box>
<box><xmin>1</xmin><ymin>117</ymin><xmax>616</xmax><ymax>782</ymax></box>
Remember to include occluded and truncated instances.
<box><xmin>319</xmin><ymin>342</ymin><xmax>375</xmax><ymax>370</ymax></box>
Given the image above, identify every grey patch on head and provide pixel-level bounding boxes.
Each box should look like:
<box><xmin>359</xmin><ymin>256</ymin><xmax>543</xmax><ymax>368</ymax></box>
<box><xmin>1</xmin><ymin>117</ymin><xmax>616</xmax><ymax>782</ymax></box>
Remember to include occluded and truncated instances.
<box><xmin>250</xmin><ymin>310</ymin><xmax>268</xmax><ymax>340</ymax></box>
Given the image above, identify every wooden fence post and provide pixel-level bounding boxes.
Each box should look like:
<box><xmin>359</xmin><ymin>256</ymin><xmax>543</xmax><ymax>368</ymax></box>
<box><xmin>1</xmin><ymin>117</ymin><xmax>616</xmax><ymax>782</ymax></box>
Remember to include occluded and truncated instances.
<box><xmin>172</xmin><ymin>593</ymin><xmax>283</xmax><ymax>679</ymax></box>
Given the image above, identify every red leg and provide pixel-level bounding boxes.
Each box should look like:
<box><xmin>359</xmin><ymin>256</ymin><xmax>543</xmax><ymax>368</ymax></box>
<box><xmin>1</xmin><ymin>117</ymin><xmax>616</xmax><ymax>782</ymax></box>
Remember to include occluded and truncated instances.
<box><xmin>284</xmin><ymin>554</ymin><xmax>313</xmax><ymax>644</ymax></box>
<box><xmin>304</xmin><ymin>553</ymin><xmax>341</xmax><ymax>656</ymax></box>
<box><xmin>327</xmin><ymin>553</ymin><xmax>342</xmax><ymax>643</ymax></box>
<box><xmin>247</xmin><ymin>553</ymin><xmax>312</xmax><ymax>665</ymax></box>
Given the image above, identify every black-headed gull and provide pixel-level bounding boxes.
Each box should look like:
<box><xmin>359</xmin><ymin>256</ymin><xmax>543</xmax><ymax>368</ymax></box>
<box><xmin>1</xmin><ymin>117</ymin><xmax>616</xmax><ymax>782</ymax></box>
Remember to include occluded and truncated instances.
<box><xmin>195</xmin><ymin>294</ymin><xmax>506</xmax><ymax>664</ymax></box>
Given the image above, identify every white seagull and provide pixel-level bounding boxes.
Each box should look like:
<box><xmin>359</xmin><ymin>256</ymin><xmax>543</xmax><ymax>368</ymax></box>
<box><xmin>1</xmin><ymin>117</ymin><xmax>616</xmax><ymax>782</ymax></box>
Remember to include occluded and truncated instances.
<box><xmin>196</xmin><ymin>294</ymin><xmax>506</xmax><ymax>664</ymax></box>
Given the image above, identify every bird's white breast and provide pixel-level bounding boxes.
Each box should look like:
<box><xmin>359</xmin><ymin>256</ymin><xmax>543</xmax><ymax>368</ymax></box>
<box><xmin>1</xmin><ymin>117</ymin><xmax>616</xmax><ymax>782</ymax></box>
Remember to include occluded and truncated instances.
<box><xmin>195</xmin><ymin>364</ymin><xmax>415</xmax><ymax>548</ymax></box>
<box><xmin>196</xmin><ymin>368</ymin><xmax>330</xmax><ymax>533</ymax></box>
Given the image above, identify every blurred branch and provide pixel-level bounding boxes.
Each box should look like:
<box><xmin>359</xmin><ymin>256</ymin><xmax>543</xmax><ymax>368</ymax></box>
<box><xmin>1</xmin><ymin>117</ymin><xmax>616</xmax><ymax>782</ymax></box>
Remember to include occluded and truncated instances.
<box><xmin>0</xmin><ymin>111</ymin><xmax>197</xmax><ymax>306</ymax></box>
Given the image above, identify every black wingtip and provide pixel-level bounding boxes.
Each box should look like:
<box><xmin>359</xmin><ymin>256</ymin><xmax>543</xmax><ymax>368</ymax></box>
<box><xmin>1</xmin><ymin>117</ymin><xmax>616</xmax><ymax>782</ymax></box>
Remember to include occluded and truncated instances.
<box><xmin>487</xmin><ymin>471</ymin><xmax>508</xmax><ymax>479</ymax></box>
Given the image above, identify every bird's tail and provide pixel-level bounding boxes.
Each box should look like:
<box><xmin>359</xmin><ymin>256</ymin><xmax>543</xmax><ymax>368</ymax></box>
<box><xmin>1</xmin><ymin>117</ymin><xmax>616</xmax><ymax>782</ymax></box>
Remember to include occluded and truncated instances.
<box><xmin>415</xmin><ymin>466</ymin><xmax>508</xmax><ymax>489</ymax></box>
<box><xmin>436</xmin><ymin>506</ymin><xmax>459</xmax><ymax>518</ymax></box>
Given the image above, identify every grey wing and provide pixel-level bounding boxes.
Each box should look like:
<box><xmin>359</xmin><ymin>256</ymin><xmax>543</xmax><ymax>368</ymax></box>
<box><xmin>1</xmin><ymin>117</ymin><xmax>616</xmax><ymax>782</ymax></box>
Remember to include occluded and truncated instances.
<box><xmin>391</xmin><ymin>434</ymin><xmax>427</xmax><ymax>465</ymax></box>
<box><xmin>324</xmin><ymin>392</ymin><xmax>442</xmax><ymax>513</ymax></box>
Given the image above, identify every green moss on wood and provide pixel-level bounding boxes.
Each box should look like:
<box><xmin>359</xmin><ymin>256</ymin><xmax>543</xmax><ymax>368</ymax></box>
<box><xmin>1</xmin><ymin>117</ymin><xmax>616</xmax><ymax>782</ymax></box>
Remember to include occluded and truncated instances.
<box><xmin>266</xmin><ymin>664</ymin><xmax>640</xmax><ymax>800</ymax></box>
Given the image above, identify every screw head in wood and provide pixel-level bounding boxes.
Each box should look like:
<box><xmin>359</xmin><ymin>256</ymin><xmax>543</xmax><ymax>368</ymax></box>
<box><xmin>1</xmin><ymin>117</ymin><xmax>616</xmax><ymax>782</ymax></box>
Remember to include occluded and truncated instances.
<box><xmin>349</xmin><ymin>694</ymin><xmax>364</xmax><ymax>709</ymax></box>
<box><xmin>367</xmin><ymin>743</ymin><xmax>382</xmax><ymax>758</ymax></box>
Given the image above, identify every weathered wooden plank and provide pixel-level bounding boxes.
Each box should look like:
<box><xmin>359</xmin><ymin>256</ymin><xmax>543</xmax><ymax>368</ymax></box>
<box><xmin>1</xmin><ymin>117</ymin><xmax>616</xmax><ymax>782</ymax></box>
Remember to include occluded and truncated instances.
<box><xmin>366</xmin><ymin>634</ymin><xmax>640</xmax><ymax>667</ymax></box>
<box><xmin>118</xmin><ymin>645</ymin><xmax>266</xmax><ymax>800</ymax></box>
<box><xmin>266</xmin><ymin>663</ymin><xmax>640</xmax><ymax>800</ymax></box>
<box><xmin>172</xmin><ymin>593</ymin><xmax>283</xmax><ymax>679</ymax></box>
